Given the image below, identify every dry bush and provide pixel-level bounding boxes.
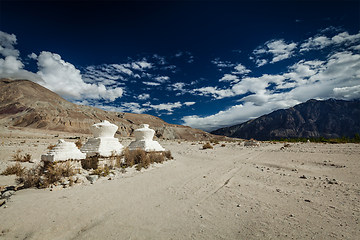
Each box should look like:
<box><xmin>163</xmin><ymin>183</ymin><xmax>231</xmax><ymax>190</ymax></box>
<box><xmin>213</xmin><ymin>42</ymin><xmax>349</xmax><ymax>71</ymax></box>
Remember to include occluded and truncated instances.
<box><xmin>91</xmin><ymin>166</ymin><xmax>111</xmax><ymax>177</ymax></box>
<box><xmin>202</xmin><ymin>142</ymin><xmax>213</xmax><ymax>149</ymax></box>
<box><xmin>1</xmin><ymin>163</ymin><xmax>26</xmax><ymax>176</ymax></box>
<box><xmin>12</xmin><ymin>150</ymin><xmax>31</xmax><ymax>162</ymax></box>
<box><xmin>75</xmin><ymin>139</ymin><xmax>82</xmax><ymax>149</ymax></box>
<box><xmin>124</xmin><ymin>148</ymin><xmax>174</xmax><ymax>171</ymax></box>
<box><xmin>221</xmin><ymin>144</ymin><xmax>226</xmax><ymax>147</ymax></box>
<box><xmin>148</xmin><ymin>152</ymin><xmax>165</xmax><ymax>164</ymax></box>
<box><xmin>210</xmin><ymin>139</ymin><xmax>219</xmax><ymax>145</ymax></box>
<box><xmin>164</xmin><ymin>150</ymin><xmax>173</xmax><ymax>160</ymax></box>
<box><xmin>47</xmin><ymin>144</ymin><xmax>56</xmax><ymax>151</ymax></box>
<box><xmin>16</xmin><ymin>162</ymin><xmax>76</xmax><ymax>188</ymax></box>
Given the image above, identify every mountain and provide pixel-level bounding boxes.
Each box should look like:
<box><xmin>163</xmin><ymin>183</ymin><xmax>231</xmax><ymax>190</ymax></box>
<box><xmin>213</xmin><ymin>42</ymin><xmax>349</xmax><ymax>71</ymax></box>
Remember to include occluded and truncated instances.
<box><xmin>211</xmin><ymin>99</ymin><xmax>360</xmax><ymax>140</ymax></box>
<box><xmin>0</xmin><ymin>79</ymin><xmax>218</xmax><ymax>140</ymax></box>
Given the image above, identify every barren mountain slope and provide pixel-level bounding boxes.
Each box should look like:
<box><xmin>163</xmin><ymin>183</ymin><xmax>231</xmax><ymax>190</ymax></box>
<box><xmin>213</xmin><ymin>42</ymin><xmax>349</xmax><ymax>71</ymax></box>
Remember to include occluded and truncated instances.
<box><xmin>0</xmin><ymin>79</ymin><xmax>217</xmax><ymax>140</ymax></box>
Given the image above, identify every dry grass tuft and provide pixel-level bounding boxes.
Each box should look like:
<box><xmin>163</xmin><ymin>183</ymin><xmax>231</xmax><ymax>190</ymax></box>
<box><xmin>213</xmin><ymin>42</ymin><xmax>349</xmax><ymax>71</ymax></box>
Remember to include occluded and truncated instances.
<box><xmin>16</xmin><ymin>162</ymin><xmax>76</xmax><ymax>188</ymax></box>
<box><xmin>1</xmin><ymin>163</ymin><xmax>26</xmax><ymax>176</ymax></box>
<box><xmin>12</xmin><ymin>150</ymin><xmax>31</xmax><ymax>162</ymax></box>
<box><xmin>91</xmin><ymin>166</ymin><xmax>111</xmax><ymax>177</ymax></box>
<box><xmin>202</xmin><ymin>142</ymin><xmax>213</xmax><ymax>149</ymax></box>
<box><xmin>75</xmin><ymin>139</ymin><xmax>82</xmax><ymax>149</ymax></box>
<box><xmin>123</xmin><ymin>148</ymin><xmax>173</xmax><ymax>171</ymax></box>
<box><xmin>47</xmin><ymin>144</ymin><xmax>56</xmax><ymax>151</ymax></box>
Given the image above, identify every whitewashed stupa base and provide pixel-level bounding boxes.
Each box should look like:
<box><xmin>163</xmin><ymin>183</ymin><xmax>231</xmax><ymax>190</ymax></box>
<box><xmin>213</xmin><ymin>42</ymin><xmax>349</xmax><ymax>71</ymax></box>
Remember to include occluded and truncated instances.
<box><xmin>80</xmin><ymin>137</ymin><xmax>123</xmax><ymax>157</ymax></box>
<box><xmin>41</xmin><ymin>139</ymin><xmax>86</xmax><ymax>162</ymax></box>
<box><xmin>128</xmin><ymin>124</ymin><xmax>165</xmax><ymax>152</ymax></box>
<box><xmin>41</xmin><ymin>139</ymin><xmax>85</xmax><ymax>170</ymax></box>
<box><xmin>128</xmin><ymin>140</ymin><xmax>165</xmax><ymax>152</ymax></box>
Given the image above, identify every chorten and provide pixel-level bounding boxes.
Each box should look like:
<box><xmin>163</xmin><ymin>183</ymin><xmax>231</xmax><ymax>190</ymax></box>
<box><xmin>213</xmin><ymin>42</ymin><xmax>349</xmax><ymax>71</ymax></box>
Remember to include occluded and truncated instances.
<box><xmin>41</xmin><ymin>139</ymin><xmax>85</xmax><ymax>169</ymax></box>
<box><xmin>80</xmin><ymin>120</ymin><xmax>124</xmax><ymax>157</ymax></box>
<box><xmin>128</xmin><ymin>124</ymin><xmax>165</xmax><ymax>152</ymax></box>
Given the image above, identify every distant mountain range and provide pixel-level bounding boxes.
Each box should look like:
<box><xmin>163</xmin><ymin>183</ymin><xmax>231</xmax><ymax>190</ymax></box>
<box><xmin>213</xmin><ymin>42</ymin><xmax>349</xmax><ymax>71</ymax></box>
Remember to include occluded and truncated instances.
<box><xmin>0</xmin><ymin>79</ymin><xmax>220</xmax><ymax>141</ymax></box>
<box><xmin>211</xmin><ymin>99</ymin><xmax>360</xmax><ymax>140</ymax></box>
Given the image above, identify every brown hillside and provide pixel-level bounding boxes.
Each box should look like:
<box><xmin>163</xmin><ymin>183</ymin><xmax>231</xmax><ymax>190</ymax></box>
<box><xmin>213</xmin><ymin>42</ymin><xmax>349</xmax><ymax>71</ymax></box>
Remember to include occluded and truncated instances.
<box><xmin>0</xmin><ymin>79</ymin><xmax>219</xmax><ymax>140</ymax></box>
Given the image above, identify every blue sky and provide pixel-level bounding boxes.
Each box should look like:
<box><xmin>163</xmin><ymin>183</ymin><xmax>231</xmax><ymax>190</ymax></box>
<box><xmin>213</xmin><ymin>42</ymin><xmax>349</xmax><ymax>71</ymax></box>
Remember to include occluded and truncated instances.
<box><xmin>0</xmin><ymin>1</ymin><xmax>359</xmax><ymax>132</ymax></box>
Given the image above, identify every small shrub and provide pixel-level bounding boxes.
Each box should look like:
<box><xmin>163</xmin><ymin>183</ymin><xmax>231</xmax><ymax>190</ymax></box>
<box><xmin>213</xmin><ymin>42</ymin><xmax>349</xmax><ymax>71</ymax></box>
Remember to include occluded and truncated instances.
<box><xmin>12</xmin><ymin>150</ymin><xmax>31</xmax><ymax>162</ymax></box>
<box><xmin>164</xmin><ymin>150</ymin><xmax>174</xmax><ymax>160</ymax></box>
<box><xmin>210</xmin><ymin>139</ymin><xmax>219</xmax><ymax>144</ymax></box>
<box><xmin>148</xmin><ymin>152</ymin><xmax>164</xmax><ymax>163</ymax></box>
<box><xmin>91</xmin><ymin>166</ymin><xmax>111</xmax><ymax>177</ymax></box>
<box><xmin>75</xmin><ymin>139</ymin><xmax>82</xmax><ymax>149</ymax></box>
<box><xmin>47</xmin><ymin>144</ymin><xmax>56</xmax><ymax>151</ymax></box>
<box><xmin>1</xmin><ymin>163</ymin><xmax>25</xmax><ymax>176</ymax></box>
<box><xmin>16</xmin><ymin>162</ymin><xmax>76</xmax><ymax>188</ymax></box>
<box><xmin>203</xmin><ymin>142</ymin><xmax>213</xmax><ymax>149</ymax></box>
<box><xmin>221</xmin><ymin>144</ymin><xmax>226</xmax><ymax>147</ymax></box>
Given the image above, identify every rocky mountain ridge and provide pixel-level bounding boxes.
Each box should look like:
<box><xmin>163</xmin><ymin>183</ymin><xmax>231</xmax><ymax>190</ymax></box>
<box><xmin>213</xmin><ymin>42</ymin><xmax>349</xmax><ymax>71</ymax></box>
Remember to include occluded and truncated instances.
<box><xmin>0</xmin><ymin>79</ymin><xmax>219</xmax><ymax>140</ymax></box>
<box><xmin>211</xmin><ymin>99</ymin><xmax>360</xmax><ymax>140</ymax></box>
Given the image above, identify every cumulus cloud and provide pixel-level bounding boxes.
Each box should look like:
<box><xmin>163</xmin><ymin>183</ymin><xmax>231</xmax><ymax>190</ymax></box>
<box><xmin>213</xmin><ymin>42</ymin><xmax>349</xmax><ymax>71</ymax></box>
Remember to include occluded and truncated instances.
<box><xmin>300</xmin><ymin>31</ymin><xmax>360</xmax><ymax>52</ymax></box>
<box><xmin>36</xmin><ymin>51</ymin><xmax>123</xmax><ymax>101</ymax></box>
<box><xmin>183</xmin><ymin>49</ymin><xmax>360</xmax><ymax>131</ymax></box>
<box><xmin>219</xmin><ymin>74</ymin><xmax>239</xmax><ymax>82</ymax></box>
<box><xmin>154</xmin><ymin>76</ymin><xmax>170</xmax><ymax>83</ymax></box>
<box><xmin>0</xmin><ymin>31</ymin><xmax>20</xmax><ymax>57</ymax></box>
<box><xmin>232</xmin><ymin>63</ymin><xmax>251</xmax><ymax>75</ymax></box>
<box><xmin>253</xmin><ymin>39</ymin><xmax>297</xmax><ymax>65</ymax></box>
<box><xmin>144</xmin><ymin>101</ymin><xmax>182</xmax><ymax>113</ymax></box>
<box><xmin>0</xmin><ymin>31</ymin><xmax>43</xmax><ymax>82</ymax></box>
<box><xmin>137</xmin><ymin>93</ymin><xmax>150</xmax><ymax>100</ymax></box>
<box><xmin>182</xmin><ymin>100</ymin><xmax>299</xmax><ymax>132</ymax></box>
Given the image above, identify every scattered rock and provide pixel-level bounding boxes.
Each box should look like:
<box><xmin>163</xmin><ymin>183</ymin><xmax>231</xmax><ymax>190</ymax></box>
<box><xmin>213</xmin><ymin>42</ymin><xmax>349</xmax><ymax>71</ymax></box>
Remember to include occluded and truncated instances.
<box><xmin>86</xmin><ymin>175</ymin><xmax>99</xmax><ymax>184</ymax></box>
<box><xmin>1</xmin><ymin>191</ymin><xmax>15</xmax><ymax>199</ymax></box>
<box><xmin>300</xmin><ymin>175</ymin><xmax>308</xmax><ymax>179</ymax></box>
<box><xmin>0</xmin><ymin>200</ymin><xmax>6</xmax><ymax>207</ymax></box>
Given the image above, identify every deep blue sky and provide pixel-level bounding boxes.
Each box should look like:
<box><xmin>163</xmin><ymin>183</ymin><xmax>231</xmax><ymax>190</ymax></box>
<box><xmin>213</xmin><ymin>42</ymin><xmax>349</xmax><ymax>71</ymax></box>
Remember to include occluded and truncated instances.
<box><xmin>1</xmin><ymin>1</ymin><xmax>359</xmax><ymax>131</ymax></box>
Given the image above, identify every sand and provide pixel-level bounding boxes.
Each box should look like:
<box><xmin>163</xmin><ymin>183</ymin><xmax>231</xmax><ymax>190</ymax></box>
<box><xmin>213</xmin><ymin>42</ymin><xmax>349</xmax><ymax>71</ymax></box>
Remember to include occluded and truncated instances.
<box><xmin>0</xmin><ymin>127</ymin><xmax>359</xmax><ymax>239</ymax></box>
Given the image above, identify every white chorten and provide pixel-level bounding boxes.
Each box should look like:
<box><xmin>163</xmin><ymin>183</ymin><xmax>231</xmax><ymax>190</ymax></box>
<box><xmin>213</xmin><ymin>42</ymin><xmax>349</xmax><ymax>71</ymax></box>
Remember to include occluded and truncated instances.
<box><xmin>80</xmin><ymin>120</ymin><xmax>124</xmax><ymax>157</ymax></box>
<box><xmin>128</xmin><ymin>124</ymin><xmax>165</xmax><ymax>152</ymax></box>
<box><xmin>41</xmin><ymin>139</ymin><xmax>86</xmax><ymax>162</ymax></box>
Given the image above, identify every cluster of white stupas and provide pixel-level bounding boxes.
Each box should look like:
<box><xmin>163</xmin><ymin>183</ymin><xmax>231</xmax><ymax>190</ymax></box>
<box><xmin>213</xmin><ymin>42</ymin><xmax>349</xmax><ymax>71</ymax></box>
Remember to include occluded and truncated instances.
<box><xmin>41</xmin><ymin>121</ymin><xmax>165</xmax><ymax>167</ymax></box>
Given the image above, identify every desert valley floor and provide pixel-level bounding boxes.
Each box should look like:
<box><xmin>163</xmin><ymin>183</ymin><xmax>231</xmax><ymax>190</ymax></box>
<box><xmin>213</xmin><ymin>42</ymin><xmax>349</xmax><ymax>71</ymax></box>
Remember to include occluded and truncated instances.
<box><xmin>0</xmin><ymin>127</ymin><xmax>359</xmax><ymax>239</ymax></box>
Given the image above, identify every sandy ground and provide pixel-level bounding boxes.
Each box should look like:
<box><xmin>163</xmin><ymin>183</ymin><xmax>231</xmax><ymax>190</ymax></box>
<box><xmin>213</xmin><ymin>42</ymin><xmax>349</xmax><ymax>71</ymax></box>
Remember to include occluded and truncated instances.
<box><xmin>0</xmin><ymin>127</ymin><xmax>359</xmax><ymax>239</ymax></box>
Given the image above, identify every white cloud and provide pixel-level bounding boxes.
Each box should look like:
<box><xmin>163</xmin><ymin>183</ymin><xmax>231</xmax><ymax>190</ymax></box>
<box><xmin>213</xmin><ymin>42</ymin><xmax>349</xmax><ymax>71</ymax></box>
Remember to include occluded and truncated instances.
<box><xmin>219</xmin><ymin>74</ymin><xmax>239</xmax><ymax>82</ymax></box>
<box><xmin>146</xmin><ymin>101</ymin><xmax>182</xmax><ymax>112</ymax></box>
<box><xmin>300</xmin><ymin>31</ymin><xmax>360</xmax><ymax>52</ymax></box>
<box><xmin>183</xmin><ymin>50</ymin><xmax>360</xmax><ymax>132</ymax></box>
<box><xmin>182</xmin><ymin>100</ymin><xmax>299</xmax><ymax>132</ymax></box>
<box><xmin>184</xmin><ymin>102</ymin><xmax>195</xmax><ymax>106</ymax></box>
<box><xmin>255</xmin><ymin>59</ymin><xmax>268</xmax><ymax>67</ymax></box>
<box><xmin>28</xmin><ymin>53</ymin><xmax>38</xmax><ymax>60</ymax></box>
<box><xmin>0</xmin><ymin>31</ymin><xmax>43</xmax><ymax>82</ymax></box>
<box><xmin>143</xmin><ymin>81</ymin><xmax>161</xmax><ymax>86</ymax></box>
<box><xmin>95</xmin><ymin>102</ymin><xmax>149</xmax><ymax>114</ymax></box>
<box><xmin>192</xmin><ymin>86</ymin><xmax>234</xmax><ymax>99</ymax></box>
<box><xmin>137</xmin><ymin>93</ymin><xmax>150</xmax><ymax>100</ymax></box>
<box><xmin>253</xmin><ymin>39</ymin><xmax>297</xmax><ymax>65</ymax></box>
<box><xmin>36</xmin><ymin>51</ymin><xmax>123</xmax><ymax>101</ymax></box>
<box><xmin>154</xmin><ymin>76</ymin><xmax>170</xmax><ymax>83</ymax></box>
<box><xmin>212</xmin><ymin>58</ymin><xmax>236</xmax><ymax>68</ymax></box>
<box><xmin>233</xmin><ymin>63</ymin><xmax>251</xmax><ymax>74</ymax></box>
<box><xmin>0</xmin><ymin>31</ymin><xmax>20</xmax><ymax>57</ymax></box>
